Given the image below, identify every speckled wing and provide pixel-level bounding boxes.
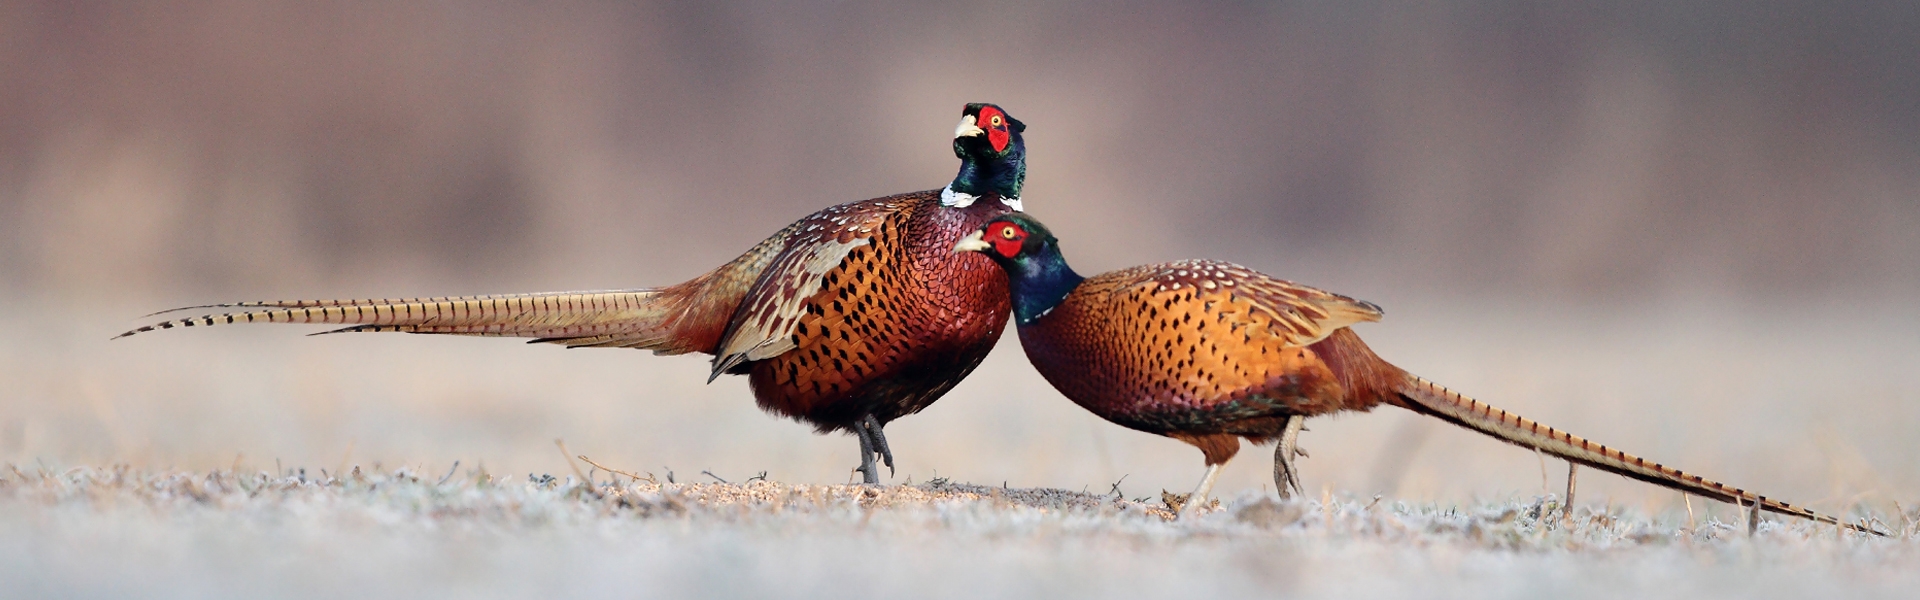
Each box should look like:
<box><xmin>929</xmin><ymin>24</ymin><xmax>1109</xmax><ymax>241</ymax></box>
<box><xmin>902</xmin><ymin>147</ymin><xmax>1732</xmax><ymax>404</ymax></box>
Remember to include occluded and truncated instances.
<box><xmin>1112</xmin><ymin>260</ymin><xmax>1383</xmax><ymax>348</ymax></box>
<box><xmin>708</xmin><ymin>198</ymin><xmax>902</xmax><ymax>379</ymax></box>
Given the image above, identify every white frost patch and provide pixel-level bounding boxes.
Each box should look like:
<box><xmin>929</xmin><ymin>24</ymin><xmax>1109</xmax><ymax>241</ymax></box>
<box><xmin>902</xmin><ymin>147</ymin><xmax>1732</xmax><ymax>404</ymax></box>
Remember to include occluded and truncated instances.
<box><xmin>0</xmin><ymin>469</ymin><xmax>1908</xmax><ymax>600</ymax></box>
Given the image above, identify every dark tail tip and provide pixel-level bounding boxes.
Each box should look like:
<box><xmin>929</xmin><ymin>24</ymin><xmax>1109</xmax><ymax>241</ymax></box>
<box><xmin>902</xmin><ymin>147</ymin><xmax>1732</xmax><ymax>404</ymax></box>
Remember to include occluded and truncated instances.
<box><xmin>112</xmin><ymin>325</ymin><xmax>156</xmax><ymax>340</ymax></box>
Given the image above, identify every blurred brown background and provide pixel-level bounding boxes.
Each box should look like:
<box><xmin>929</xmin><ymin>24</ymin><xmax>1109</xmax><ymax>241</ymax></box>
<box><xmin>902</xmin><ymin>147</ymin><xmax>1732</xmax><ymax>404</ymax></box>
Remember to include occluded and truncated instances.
<box><xmin>2</xmin><ymin>2</ymin><xmax>1917</xmax><ymax>516</ymax></box>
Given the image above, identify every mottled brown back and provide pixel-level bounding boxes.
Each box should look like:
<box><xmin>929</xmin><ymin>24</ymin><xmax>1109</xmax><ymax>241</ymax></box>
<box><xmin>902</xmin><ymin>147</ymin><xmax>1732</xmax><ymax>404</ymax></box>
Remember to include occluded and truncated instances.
<box><xmin>1013</xmin><ymin>259</ymin><xmax>1878</xmax><ymax>532</ymax></box>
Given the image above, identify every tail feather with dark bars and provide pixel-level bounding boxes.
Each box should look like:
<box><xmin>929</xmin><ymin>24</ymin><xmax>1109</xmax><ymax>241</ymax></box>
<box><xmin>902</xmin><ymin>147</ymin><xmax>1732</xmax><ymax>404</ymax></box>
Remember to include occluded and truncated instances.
<box><xmin>116</xmin><ymin>288</ymin><xmax>720</xmax><ymax>355</ymax></box>
<box><xmin>1391</xmin><ymin>374</ymin><xmax>1874</xmax><ymax>534</ymax></box>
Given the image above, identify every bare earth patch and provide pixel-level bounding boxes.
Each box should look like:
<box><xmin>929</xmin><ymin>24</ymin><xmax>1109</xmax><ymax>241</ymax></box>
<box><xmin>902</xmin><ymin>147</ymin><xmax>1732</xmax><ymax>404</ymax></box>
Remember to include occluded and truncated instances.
<box><xmin>3</xmin><ymin>465</ymin><xmax>1915</xmax><ymax>599</ymax></box>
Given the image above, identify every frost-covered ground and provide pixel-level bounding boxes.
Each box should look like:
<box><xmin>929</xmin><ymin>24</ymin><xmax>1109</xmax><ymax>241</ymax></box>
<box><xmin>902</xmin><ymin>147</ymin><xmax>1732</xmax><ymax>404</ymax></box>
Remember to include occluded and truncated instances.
<box><xmin>1</xmin><ymin>465</ymin><xmax>1914</xmax><ymax>600</ymax></box>
<box><xmin>5</xmin><ymin>300</ymin><xmax>1919</xmax><ymax>598</ymax></box>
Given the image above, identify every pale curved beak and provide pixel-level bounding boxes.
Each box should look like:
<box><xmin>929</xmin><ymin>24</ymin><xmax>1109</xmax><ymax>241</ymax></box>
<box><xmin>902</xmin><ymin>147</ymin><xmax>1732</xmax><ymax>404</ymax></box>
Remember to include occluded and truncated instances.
<box><xmin>953</xmin><ymin>229</ymin><xmax>990</xmax><ymax>253</ymax></box>
<box><xmin>953</xmin><ymin>114</ymin><xmax>984</xmax><ymax>139</ymax></box>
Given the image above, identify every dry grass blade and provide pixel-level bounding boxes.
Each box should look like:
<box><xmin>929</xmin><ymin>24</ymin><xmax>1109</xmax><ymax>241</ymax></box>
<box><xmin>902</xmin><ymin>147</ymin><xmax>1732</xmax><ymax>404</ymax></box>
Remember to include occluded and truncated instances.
<box><xmin>576</xmin><ymin>455</ymin><xmax>655</xmax><ymax>484</ymax></box>
<box><xmin>554</xmin><ymin>439</ymin><xmax>589</xmax><ymax>483</ymax></box>
<box><xmin>1564</xmin><ymin>463</ymin><xmax>1579</xmax><ymax>529</ymax></box>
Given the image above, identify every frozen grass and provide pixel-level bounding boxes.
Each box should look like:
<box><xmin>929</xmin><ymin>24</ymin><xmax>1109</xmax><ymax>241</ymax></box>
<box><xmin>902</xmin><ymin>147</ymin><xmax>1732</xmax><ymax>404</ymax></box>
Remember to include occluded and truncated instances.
<box><xmin>6</xmin><ymin>299</ymin><xmax>1920</xmax><ymax>597</ymax></box>
<box><xmin>2</xmin><ymin>464</ymin><xmax>1916</xmax><ymax>599</ymax></box>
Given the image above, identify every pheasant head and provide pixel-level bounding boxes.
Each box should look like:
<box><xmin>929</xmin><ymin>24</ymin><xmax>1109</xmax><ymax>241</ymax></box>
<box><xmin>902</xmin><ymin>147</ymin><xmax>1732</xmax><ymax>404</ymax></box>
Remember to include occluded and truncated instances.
<box><xmin>943</xmin><ymin>103</ymin><xmax>1027</xmax><ymax>210</ymax></box>
<box><xmin>955</xmin><ymin>213</ymin><xmax>1081</xmax><ymax>324</ymax></box>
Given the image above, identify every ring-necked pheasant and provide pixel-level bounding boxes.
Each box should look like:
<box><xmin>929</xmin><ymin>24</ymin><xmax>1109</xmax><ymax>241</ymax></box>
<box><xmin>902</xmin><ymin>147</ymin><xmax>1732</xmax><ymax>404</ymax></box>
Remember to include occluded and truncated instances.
<box><xmin>957</xmin><ymin>213</ymin><xmax>1879</xmax><ymax>533</ymax></box>
<box><xmin>118</xmin><ymin>103</ymin><xmax>1031</xmax><ymax>484</ymax></box>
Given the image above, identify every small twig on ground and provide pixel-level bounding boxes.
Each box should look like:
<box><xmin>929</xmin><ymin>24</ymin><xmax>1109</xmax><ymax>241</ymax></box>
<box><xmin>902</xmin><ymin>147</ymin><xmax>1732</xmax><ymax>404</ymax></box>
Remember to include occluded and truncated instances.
<box><xmin>1684</xmin><ymin>492</ymin><xmax>1695</xmax><ymax>531</ymax></box>
<box><xmin>1866</xmin><ymin>515</ymin><xmax>1892</xmax><ymax>539</ymax></box>
<box><xmin>576</xmin><ymin>455</ymin><xmax>653</xmax><ymax>484</ymax></box>
<box><xmin>747</xmin><ymin>471</ymin><xmax>768</xmax><ymax>483</ymax></box>
<box><xmin>1747</xmin><ymin>497</ymin><xmax>1762</xmax><ymax>536</ymax></box>
<box><xmin>1321</xmin><ymin>485</ymin><xmax>1334</xmax><ymax>529</ymax></box>
<box><xmin>701</xmin><ymin>470</ymin><xmax>729</xmax><ymax>484</ymax></box>
<box><xmin>436</xmin><ymin>461</ymin><xmax>462</xmax><ymax>486</ymax></box>
<box><xmin>335</xmin><ymin>440</ymin><xmax>354</xmax><ymax>484</ymax></box>
<box><xmin>1108</xmin><ymin>474</ymin><xmax>1129</xmax><ymax>499</ymax></box>
<box><xmin>554</xmin><ymin>440</ymin><xmax>591</xmax><ymax>485</ymax></box>
<box><xmin>1535</xmin><ymin>448</ymin><xmax>1549</xmax><ymax>495</ymax></box>
<box><xmin>1889</xmin><ymin>500</ymin><xmax>1904</xmax><ymax>538</ymax></box>
<box><xmin>1562</xmin><ymin>463</ymin><xmax>1578</xmax><ymax>529</ymax></box>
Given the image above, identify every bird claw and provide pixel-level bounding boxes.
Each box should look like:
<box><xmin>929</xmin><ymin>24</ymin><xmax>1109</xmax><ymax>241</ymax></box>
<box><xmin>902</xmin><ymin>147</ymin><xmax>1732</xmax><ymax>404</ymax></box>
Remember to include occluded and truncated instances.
<box><xmin>863</xmin><ymin>414</ymin><xmax>896</xmax><ymax>475</ymax></box>
<box><xmin>852</xmin><ymin>415</ymin><xmax>893</xmax><ymax>484</ymax></box>
<box><xmin>1274</xmin><ymin>415</ymin><xmax>1308</xmax><ymax>499</ymax></box>
<box><xmin>854</xmin><ymin>420</ymin><xmax>880</xmax><ymax>485</ymax></box>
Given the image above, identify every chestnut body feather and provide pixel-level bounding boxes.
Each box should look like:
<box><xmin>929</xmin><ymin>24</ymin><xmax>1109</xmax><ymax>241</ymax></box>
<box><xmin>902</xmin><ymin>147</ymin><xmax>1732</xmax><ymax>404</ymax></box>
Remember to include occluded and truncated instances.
<box><xmin>962</xmin><ymin>213</ymin><xmax>1878</xmax><ymax>532</ymax></box>
<box><xmin>1017</xmin><ymin>260</ymin><xmax>1391</xmax><ymax>464</ymax></box>
<box><xmin>740</xmin><ymin>191</ymin><xmax>1011</xmax><ymax>431</ymax></box>
<box><xmin>119</xmin><ymin>103</ymin><xmax>1031</xmax><ymax>484</ymax></box>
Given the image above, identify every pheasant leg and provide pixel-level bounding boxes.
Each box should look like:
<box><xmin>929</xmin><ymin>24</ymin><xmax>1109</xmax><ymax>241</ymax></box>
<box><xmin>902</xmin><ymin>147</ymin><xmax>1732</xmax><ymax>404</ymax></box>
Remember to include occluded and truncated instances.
<box><xmin>854</xmin><ymin>421</ymin><xmax>881</xmax><ymax>485</ymax></box>
<box><xmin>1274</xmin><ymin>415</ymin><xmax>1307</xmax><ymax>499</ymax></box>
<box><xmin>862</xmin><ymin>414</ymin><xmax>896</xmax><ymax>477</ymax></box>
<box><xmin>1179</xmin><ymin>463</ymin><xmax>1225</xmax><ymax>519</ymax></box>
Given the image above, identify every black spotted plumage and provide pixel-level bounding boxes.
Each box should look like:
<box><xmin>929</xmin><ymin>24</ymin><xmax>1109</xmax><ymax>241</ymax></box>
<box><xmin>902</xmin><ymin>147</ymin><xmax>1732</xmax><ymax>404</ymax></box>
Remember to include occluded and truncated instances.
<box><xmin>118</xmin><ymin>103</ymin><xmax>1033</xmax><ymax>485</ymax></box>
<box><xmin>959</xmin><ymin>213</ymin><xmax>1879</xmax><ymax>533</ymax></box>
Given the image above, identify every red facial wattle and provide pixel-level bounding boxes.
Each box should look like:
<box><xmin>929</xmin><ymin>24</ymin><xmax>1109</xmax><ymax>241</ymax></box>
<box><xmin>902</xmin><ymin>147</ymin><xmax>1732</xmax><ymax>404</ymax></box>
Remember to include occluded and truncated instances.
<box><xmin>989</xmin><ymin>222</ymin><xmax>1026</xmax><ymax>258</ymax></box>
<box><xmin>979</xmin><ymin>106</ymin><xmax>1011</xmax><ymax>153</ymax></box>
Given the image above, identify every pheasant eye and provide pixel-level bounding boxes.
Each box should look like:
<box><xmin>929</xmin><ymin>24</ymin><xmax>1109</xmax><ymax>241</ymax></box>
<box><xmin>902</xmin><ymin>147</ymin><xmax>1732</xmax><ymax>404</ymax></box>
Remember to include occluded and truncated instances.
<box><xmin>977</xmin><ymin>107</ymin><xmax>1013</xmax><ymax>152</ymax></box>
<box><xmin>999</xmin><ymin>225</ymin><xmax>1020</xmax><ymax>239</ymax></box>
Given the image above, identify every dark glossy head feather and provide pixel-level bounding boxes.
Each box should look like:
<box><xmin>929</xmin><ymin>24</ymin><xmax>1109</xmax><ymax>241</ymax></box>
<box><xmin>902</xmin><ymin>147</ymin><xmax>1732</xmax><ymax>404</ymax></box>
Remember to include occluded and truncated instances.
<box><xmin>948</xmin><ymin>103</ymin><xmax>1027</xmax><ymax>202</ymax></box>
<box><xmin>955</xmin><ymin>213</ymin><xmax>1078</xmax><ymax>324</ymax></box>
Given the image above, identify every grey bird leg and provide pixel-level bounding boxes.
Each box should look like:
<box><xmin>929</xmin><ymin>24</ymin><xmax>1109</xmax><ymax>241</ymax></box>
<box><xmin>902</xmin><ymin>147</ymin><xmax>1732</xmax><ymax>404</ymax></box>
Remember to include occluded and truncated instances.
<box><xmin>854</xmin><ymin>419</ymin><xmax>881</xmax><ymax>485</ymax></box>
<box><xmin>862</xmin><ymin>414</ymin><xmax>895</xmax><ymax>477</ymax></box>
<box><xmin>1273</xmin><ymin>415</ymin><xmax>1307</xmax><ymax>499</ymax></box>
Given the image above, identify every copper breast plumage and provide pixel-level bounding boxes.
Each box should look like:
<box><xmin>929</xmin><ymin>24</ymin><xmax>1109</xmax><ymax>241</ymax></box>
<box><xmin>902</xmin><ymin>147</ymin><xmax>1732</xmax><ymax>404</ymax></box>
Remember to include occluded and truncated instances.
<box><xmin>746</xmin><ymin>191</ymin><xmax>1013</xmax><ymax>430</ymax></box>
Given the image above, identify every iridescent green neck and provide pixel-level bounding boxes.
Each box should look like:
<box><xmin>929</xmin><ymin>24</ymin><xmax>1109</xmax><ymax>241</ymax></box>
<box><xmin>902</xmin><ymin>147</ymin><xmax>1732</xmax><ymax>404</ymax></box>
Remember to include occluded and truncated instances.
<box><xmin>943</xmin><ymin>138</ymin><xmax>1026</xmax><ymax>208</ymax></box>
<box><xmin>999</xmin><ymin>240</ymin><xmax>1082</xmax><ymax>325</ymax></box>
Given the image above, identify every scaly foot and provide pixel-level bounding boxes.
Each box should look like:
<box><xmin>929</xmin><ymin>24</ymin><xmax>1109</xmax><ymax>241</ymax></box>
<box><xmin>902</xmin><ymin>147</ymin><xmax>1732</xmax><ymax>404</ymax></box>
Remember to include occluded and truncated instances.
<box><xmin>853</xmin><ymin>419</ymin><xmax>881</xmax><ymax>485</ymax></box>
<box><xmin>861</xmin><ymin>414</ymin><xmax>896</xmax><ymax>477</ymax></box>
<box><xmin>1179</xmin><ymin>463</ymin><xmax>1225</xmax><ymax>519</ymax></box>
<box><xmin>1274</xmin><ymin>415</ymin><xmax>1307</xmax><ymax>499</ymax></box>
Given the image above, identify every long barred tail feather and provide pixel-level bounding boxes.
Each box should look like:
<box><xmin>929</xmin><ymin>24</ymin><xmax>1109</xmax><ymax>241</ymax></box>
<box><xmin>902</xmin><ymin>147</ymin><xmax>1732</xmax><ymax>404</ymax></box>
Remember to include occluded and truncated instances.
<box><xmin>114</xmin><ymin>289</ymin><xmax>712</xmax><ymax>355</ymax></box>
<box><xmin>1391</xmin><ymin>374</ymin><xmax>1884</xmax><ymax>536</ymax></box>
